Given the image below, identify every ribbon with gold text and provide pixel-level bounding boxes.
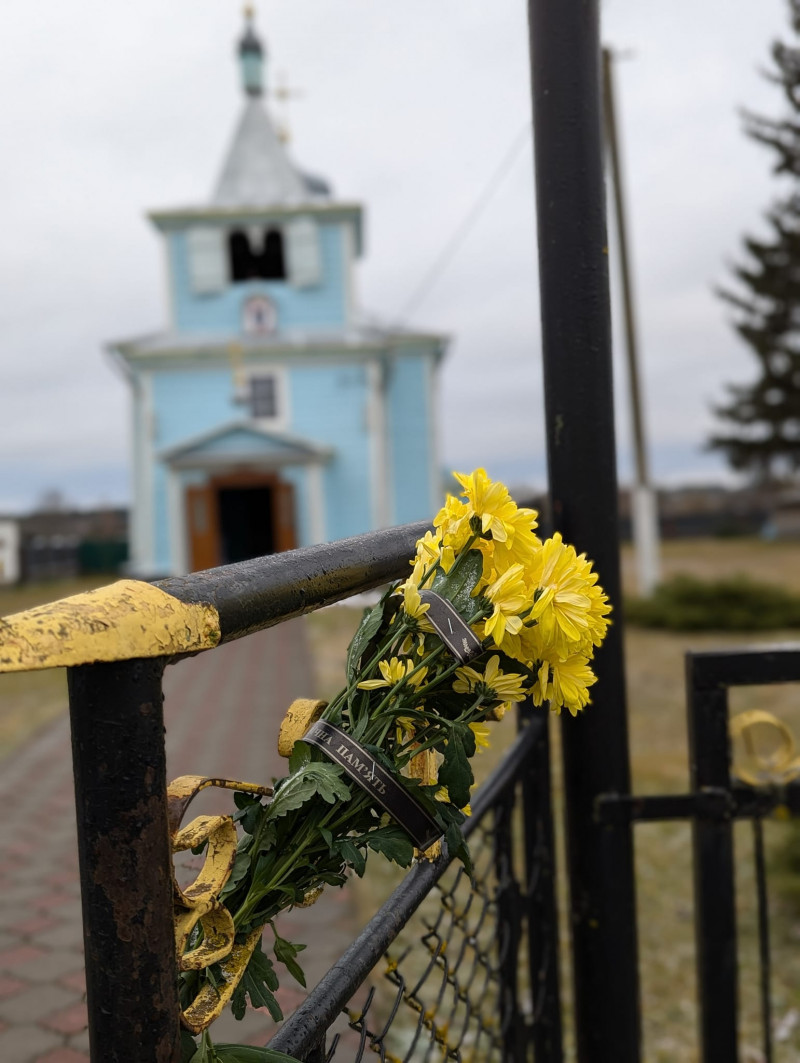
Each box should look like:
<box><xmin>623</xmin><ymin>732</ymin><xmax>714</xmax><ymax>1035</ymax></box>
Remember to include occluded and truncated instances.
<box><xmin>303</xmin><ymin>720</ymin><xmax>442</xmax><ymax>850</ymax></box>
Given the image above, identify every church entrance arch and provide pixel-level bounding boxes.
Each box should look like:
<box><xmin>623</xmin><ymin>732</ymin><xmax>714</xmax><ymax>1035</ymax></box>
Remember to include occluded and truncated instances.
<box><xmin>186</xmin><ymin>470</ymin><xmax>296</xmax><ymax>572</ymax></box>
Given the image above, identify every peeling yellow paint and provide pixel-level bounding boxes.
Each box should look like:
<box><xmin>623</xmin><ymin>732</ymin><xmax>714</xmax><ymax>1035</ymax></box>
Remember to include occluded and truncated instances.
<box><xmin>277</xmin><ymin>697</ymin><xmax>327</xmax><ymax>757</ymax></box>
<box><xmin>167</xmin><ymin>775</ymin><xmax>274</xmax><ymax>1033</ymax></box>
<box><xmin>0</xmin><ymin>579</ymin><xmax>220</xmax><ymax>672</ymax></box>
<box><xmin>731</xmin><ymin>708</ymin><xmax>800</xmax><ymax>787</ymax></box>
<box><xmin>181</xmin><ymin>926</ymin><xmax>263</xmax><ymax>1034</ymax></box>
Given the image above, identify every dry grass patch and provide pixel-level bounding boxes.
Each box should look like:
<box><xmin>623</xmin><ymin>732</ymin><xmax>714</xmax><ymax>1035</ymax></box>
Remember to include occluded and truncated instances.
<box><xmin>0</xmin><ymin>576</ymin><xmax>105</xmax><ymax>757</ymax></box>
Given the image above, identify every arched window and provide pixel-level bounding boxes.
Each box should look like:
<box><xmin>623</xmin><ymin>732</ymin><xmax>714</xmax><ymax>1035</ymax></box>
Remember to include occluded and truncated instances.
<box><xmin>228</xmin><ymin>227</ymin><xmax>287</xmax><ymax>282</ymax></box>
<box><xmin>229</xmin><ymin>230</ymin><xmax>255</xmax><ymax>281</ymax></box>
<box><xmin>262</xmin><ymin>228</ymin><xmax>286</xmax><ymax>280</ymax></box>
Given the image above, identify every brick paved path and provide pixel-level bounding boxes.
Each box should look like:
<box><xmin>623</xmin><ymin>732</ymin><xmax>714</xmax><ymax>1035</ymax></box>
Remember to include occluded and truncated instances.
<box><xmin>0</xmin><ymin>617</ymin><xmax>358</xmax><ymax>1061</ymax></box>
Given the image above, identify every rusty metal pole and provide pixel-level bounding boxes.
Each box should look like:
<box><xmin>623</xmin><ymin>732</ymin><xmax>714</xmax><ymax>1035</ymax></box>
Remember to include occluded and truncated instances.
<box><xmin>526</xmin><ymin>0</ymin><xmax>641</xmax><ymax>1059</ymax></box>
<box><xmin>68</xmin><ymin>658</ymin><xmax>182</xmax><ymax>1063</ymax></box>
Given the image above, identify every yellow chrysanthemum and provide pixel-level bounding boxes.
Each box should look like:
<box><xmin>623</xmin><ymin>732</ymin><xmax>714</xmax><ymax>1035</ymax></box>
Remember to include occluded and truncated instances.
<box><xmin>469</xmin><ymin>721</ymin><xmax>491</xmax><ymax>753</ymax></box>
<box><xmin>357</xmin><ymin>657</ymin><xmax>428</xmax><ymax>691</ymax></box>
<box><xmin>488</xmin><ymin>507</ymin><xmax>543</xmax><ymax>578</ymax></box>
<box><xmin>409</xmin><ymin>528</ymin><xmax>456</xmax><ymax>582</ymax></box>
<box><xmin>433</xmin><ymin>495</ymin><xmax>471</xmax><ymax>557</ymax></box>
<box><xmin>577</xmin><ymin>559</ymin><xmax>612</xmax><ymax>650</ymax></box>
<box><xmin>529</xmin><ymin>534</ymin><xmax>596</xmax><ymax>658</ymax></box>
<box><xmin>416</xmin><ymin>528</ymin><xmax>442</xmax><ymax>565</ymax></box>
<box><xmin>395</xmin><ymin>716</ymin><xmax>416</xmax><ymax>743</ymax></box>
<box><xmin>533</xmin><ymin>653</ymin><xmax>596</xmax><ymax>716</ymax></box>
<box><xmin>452</xmin><ymin>654</ymin><xmax>528</xmax><ymax>704</ymax></box>
<box><xmin>483</xmin><ymin>564</ymin><xmax>531</xmax><ymax>646</ymax></box>
<box><xmin>398</xmin><ymin>578</ymin><xmax>430</xmax><ymax>620</ymax></box>
<box><xmin>454</xmin><ymin>468</ymin><xmax>519</xmax><ymax>543</ymax></box>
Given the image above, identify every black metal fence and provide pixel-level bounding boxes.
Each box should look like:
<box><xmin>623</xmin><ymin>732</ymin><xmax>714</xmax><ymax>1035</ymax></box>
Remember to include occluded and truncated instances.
<box><xmin>53</xmin><ymin>519</ymin><xmax>569</xmax><ymax>1063</ymax></box>
<box><xmin>268</xmin><ymin>707</ymin><xmax>561</xmax><ymax>1063</ymax></box>
<box><xmin>595</xmin><ymin>647</ymin><xmax>800</xmax><ymax>1063</ymax></box>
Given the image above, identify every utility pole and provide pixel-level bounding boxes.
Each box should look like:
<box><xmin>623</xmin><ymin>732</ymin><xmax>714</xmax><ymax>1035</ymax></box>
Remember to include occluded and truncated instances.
<box><xmin>602</xmin><ymin>47</ymin><xmax>661</xmax><ymax>597</ymax></box>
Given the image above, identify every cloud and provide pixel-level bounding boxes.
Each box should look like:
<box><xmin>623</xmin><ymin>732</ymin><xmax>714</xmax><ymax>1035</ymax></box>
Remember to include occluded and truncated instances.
<box><xmin>0</xmin><ymin>0</ymin><xmax>791</xmax><ymax>511</ymax></box>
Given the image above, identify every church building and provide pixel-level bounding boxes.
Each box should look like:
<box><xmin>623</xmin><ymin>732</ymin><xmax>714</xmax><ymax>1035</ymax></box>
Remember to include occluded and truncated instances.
<box><xmin>111</xmin><ymin>12</ymin><xmax>446</xmax><ymax>577</ymax></box>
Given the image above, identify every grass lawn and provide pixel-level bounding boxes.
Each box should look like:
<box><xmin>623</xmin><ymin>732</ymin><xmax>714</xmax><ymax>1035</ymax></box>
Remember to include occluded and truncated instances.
<box><xmin>0</xmin><ymin>576</ymin><xmax>109</xmax><ymax>757</ymax></box>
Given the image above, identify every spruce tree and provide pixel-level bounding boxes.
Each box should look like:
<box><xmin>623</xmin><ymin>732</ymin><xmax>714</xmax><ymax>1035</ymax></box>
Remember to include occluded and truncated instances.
<box><xmin>711</xmin><ymin>0</ymin><xmax>800</xmax><ymax>480</ymax></box>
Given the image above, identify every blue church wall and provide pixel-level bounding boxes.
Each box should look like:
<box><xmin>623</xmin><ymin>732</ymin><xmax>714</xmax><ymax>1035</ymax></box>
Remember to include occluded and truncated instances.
<box><xmin>152</xmin><ymin>460</ymin><xmax>172</xmax><ymax>572</ymax></box>
<box><xmin>289</xmin><ymin>363</ymin><xmax>373</xmax><ymax>540</ymax></box>
<box><xmin>168</xmin><ymin>222</ymin><xmax>348</xmax><ymax>334</ymax></box>
<box><xmin>152</xmin><ymin>366</ymin><xmax>236</xmax><ymax>449</ymax></box>
<box><xmin>387</xmin><ymin>351</ymin><xmax>436</xmax><ymax>524</ymax></box>
<box><xmin>143</xmin><ymin>356</ymin><xmax>375</xmax><ymax>565</ymax></box>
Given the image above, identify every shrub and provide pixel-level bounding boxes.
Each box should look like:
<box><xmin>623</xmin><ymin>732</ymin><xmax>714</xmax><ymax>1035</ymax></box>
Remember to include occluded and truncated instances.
<box><xmin>625</xmin><ymin>574</ymin><xmax>800</xmax><ymax>631</ymax></box>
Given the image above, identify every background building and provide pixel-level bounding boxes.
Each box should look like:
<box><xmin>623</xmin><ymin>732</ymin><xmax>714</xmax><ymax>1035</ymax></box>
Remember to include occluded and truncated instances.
<box><xmin>111</xmin><ymin>12</ymin><xmax>446</xmax><ymax>577</ymax></box>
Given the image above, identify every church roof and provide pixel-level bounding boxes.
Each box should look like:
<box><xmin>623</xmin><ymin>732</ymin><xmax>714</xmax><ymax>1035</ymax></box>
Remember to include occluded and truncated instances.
<box><xmin>211</xmin><ymin>98</ymin><xmax>330</xmax><ymax>208</ymax></box>
<box><xmin>159</xmin><ymin>420</ymin><xmax>333</xmax><ymax>469</ymax></box>
<box><xmin>110</xmin><ymin>324</ymin><xmax>449</xmax><ymax>362</ymax></box>
<box><xmin>208</xmin><ymin>11</ymin><xmax>332</xmax><ymax>209</ymax></box>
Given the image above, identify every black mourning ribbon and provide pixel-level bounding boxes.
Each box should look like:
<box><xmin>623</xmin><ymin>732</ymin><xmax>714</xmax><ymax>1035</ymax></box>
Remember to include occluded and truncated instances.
<box><xmin>418</xmin><ymin>589</ymin><xmax>483</xmax><ymax>664</ymax></box>
<box><xmin>303</xmin><ymin>720</ymin><xmax>442</xmax><ymax>850</ymax></box>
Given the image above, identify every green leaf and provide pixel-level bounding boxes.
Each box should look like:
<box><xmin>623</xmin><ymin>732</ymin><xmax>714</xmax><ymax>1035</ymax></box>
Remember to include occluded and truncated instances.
<box><xmin>220</xmin><ymin>851</ymin><xmax>251</xmax><ymax>899</ymax></box>
<box><xmin>445</xmin><ymin>824</ymin><xmax>473</xmax><ymax>876</ymax></box>
<box><xmin>346</xmin><ymin>599</ymin><xmax>386</xmax><ymax>682</ymax></box>
<box><xmin>317</xmin><ymin>870</ymin><xmax>348</xmax><ymax>886</ymax></box>
<box><xmin>361</xmin><ymin>742</ymin><xmax>399</xmax><ymax>774</ymax></box>
<box><xmin>288</xmin><ymin>740</ymin><xmax>311</xmax><ymax>774</ymax></box>
<box><xmin>268</xmin><ymin>764</ymin><xmax>351</xmax><ymax>820</ymax></box>
<box><xmin>239</xmin><ymin>801</ymin><xmax>264</xmax><ymax>837</ymax></box>
<box><xmin>335</xmin><ymin>837</ymin><xmax>366</xmax><ymax>877</ymax></box>
<box><xmin>438</xmin><ymin>726</ymin><xmax>474</xmax><ymax>809</ymax></box>
<box><xmin>213</xmin><ymin>1046</ymin><xmax>302</xmax><ymax>1063</ymax></box>
<box><xmin>181</xmin><ymin>1030</ymin><xmax>199</xmax><ymax>1063</ymax></box>
<box><xmin>434</xmin><ymin>800</ymin><xmax>466</xmax><ymax>829</ymax></box>
<box><xmin>310</xmin><ymin>765</ymin><xmax>352</xmax><ymax>805</ymax></box>
<box><xmin>273</xmin><ymin>931</ymin><xmax>307</xmax><ymax>987</ymax></box>
<box><xmin>364</xmin><ymin>825</ymin><xmax>414</xmax><ymax>867</ymax></box>
<box><xmin>242</xmin><ymin>968</ymin><xmax>283</xmax><ymax>1021</ymax></box>
<box><xmin>231</xmin><ymin>982</ymin><xmax>247</xmax><ymax>1021</ymax></box>
<box><xmin>431</xmin><ymin>549</ymin><xmax>485</xmax><ymax>619</ymax></box>
<box><xmin>248</xmin><ymin>946</ymin><xmax>279</xmax><ymax>991</ymax></box>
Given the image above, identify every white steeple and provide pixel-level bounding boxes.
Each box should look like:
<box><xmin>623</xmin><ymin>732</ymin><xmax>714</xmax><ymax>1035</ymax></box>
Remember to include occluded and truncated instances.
<box><xmin>211</xmin><ymin>8</ymin><xmax>330</xmax><ymax>208</ymax></box>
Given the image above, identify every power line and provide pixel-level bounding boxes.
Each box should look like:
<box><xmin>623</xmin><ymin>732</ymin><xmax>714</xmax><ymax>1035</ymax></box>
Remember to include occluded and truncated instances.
<box><xmin>395</xmin><ymin>121</ymin><xmax>532</xmax><ymax>323</ymax></box>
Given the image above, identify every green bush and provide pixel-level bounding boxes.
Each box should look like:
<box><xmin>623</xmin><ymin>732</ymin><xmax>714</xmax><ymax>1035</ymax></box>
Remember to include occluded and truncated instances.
<box><xmin>625</xmin><ymin>574</ymin><xmax>800</xmax><ymax>631</ymax></box>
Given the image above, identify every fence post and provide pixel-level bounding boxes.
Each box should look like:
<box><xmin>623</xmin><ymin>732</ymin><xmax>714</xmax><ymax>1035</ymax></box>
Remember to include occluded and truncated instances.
<box><xmin>526</xmin><ymin>0</ymin><xmax>641</xmax><ymax>1059</ymax></box>
<box><xmin>68</xmin><ymin>657</ymin><xmax>182</xmax><ymax>1063</ymax></box>
<box><xmin>521</xmin><ymin>712</ymin><xmax>563</xmax><ymax>1062</ymax></box>
<box><xmin>685</xmin><ymin>656</ymin><xmax>738</xmax><ymax>1062</ymax></box>
<box><xmin>494</xmin><ymin>789</ymin><xmax>525</xmax><ymax>1062</ymax></box>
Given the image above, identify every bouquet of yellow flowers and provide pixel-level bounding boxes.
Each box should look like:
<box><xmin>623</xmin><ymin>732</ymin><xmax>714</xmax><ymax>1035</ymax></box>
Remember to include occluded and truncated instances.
<box><xmin>179</xmin><ymin>469</ymin><xmax>610</xmax><ymax>1063</ymax></box>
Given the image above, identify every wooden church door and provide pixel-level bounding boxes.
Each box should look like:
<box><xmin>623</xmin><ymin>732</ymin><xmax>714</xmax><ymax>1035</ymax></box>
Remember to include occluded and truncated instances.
<box><xmin>186</xmin><ymin>484</ymin><xmax>219</xmax><ymax>572</ymax></box>
<box><xmin>186</xmin><ymin>474</ymin><xmax>296</xmax><ymax>572</ymax></box>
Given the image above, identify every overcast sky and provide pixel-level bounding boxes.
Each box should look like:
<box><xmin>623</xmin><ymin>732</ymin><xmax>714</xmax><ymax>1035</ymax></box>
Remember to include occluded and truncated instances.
<box><xmin>0</xmin><ymin>0</ymin><xmax>790</xmax><ymax>512</ymax></box>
